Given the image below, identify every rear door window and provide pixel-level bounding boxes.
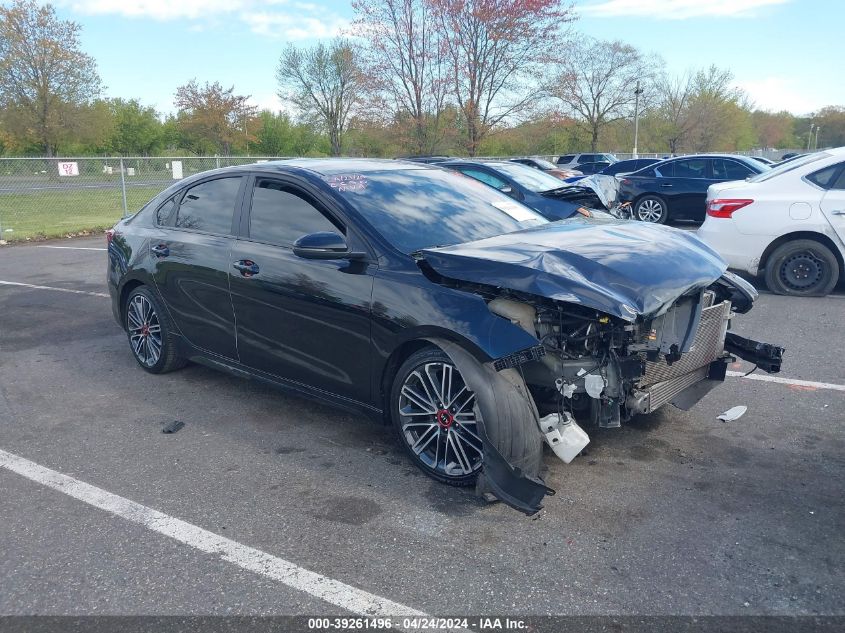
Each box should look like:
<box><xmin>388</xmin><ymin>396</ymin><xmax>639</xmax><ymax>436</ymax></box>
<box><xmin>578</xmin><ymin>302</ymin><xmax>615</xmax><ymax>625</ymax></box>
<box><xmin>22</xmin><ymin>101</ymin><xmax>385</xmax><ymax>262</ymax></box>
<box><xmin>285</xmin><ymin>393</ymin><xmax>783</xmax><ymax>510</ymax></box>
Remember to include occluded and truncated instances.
<box><xmin>176</xmin><ymin>177</ymin><xmax>242</xmax><ymax>234</ymax></box>
<box><xmin>713</xmin><ymin>158</ymin><xmax>753</xmax><ymax>180</ymax></box>
<box><xmin>248</xmin><ymin>179</ymin><xmax>341</xmax><ymax>246</ymax></box>
<box><xmin>672</xmin><ymin>159</ymin><xmax>708</xmax><ymax>179</ymax></box>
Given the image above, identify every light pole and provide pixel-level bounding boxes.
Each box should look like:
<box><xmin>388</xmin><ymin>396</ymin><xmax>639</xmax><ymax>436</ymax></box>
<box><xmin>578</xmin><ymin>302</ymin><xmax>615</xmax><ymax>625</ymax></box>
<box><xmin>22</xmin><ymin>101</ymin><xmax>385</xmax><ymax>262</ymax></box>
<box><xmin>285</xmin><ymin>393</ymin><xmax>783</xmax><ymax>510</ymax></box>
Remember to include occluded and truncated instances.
<box><xmin>633</xmin><ymin>81</ymin><xmax>644</xmax><ymax>159</ymax></box>
<box><xmin>807</xmin><ymin>123</ymin><xmax>815</xmax><ymax>151</ymax></box>
<box><xmin>814</xmin><ymin>125</ymin><xmax>821</xmax><ymax>150</ymax></box>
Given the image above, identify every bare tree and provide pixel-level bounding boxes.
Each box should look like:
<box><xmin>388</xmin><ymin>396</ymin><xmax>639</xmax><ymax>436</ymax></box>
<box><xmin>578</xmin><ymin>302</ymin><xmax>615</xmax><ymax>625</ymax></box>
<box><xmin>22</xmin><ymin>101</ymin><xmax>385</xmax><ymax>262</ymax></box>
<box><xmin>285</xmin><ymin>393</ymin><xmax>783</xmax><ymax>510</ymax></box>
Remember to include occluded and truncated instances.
<box><xmin>277</xmin><ymin>39</ymin><xmax>363</xmax><ymax>156</ymax></box>
<box><xmin>352</xmin><ymin>0</ymin><xmax>449</xmax><ymax>154</ymax></box>
<box><xmin>0</xmin><ymin>0</ymin><xmax>101</xmax><ymax>156</ymax></box>
<box><xmin>653</xmin><ymin>72</ymin><xmax>696</xmax><ymax>154</ymax></box>
<box><xmin>431</xmin><ymin>0</ymin><xmax>574</xmax><ymax>156</ymax></box>
<box><xmin>552</xmin><ymin>38</ymin><xmax>655</xmax><ymax>152</ymax></box>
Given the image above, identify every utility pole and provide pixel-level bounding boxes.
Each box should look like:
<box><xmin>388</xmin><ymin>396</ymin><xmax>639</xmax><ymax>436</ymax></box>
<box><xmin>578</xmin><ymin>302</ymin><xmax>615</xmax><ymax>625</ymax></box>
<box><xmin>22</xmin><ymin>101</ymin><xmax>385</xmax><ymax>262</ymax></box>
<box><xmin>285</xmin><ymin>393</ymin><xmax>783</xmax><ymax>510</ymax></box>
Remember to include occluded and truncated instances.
<box><xmin>807</xmin><ymin>123</ymin><xmax>815</xmax><ymax>151</ymax></box>
<box><xmin>814</xmin><ymin>125</ymin><xmax>821</xmax><ymax>150</ymax></box>
<box><xmin>633</xmin><ymin>81</ymin><xmax>644</xmax><ymax>159</ymax></box>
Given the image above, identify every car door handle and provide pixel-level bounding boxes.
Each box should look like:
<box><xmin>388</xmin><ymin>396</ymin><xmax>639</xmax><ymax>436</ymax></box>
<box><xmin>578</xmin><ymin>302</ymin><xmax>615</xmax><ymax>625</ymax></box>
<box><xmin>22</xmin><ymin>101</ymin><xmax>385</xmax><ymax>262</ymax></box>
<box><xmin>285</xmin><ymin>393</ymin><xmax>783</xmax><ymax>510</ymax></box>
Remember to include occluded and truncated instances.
<box><xmin>233</xmin><ymin>260</ymin><xmax>259</xmax><ymax>277</ymax></box>
<box><xmin>660</xmin><ymin>183</ymin><xmax>673</xmax><ymax>188</ymax></box>
<box><xmin>832</xmin><ymin>210</ymin><xmax>845</xmax><ymax>216</ymax></box>
<box><xmin>150</xmin><ymin>244</ymin><xmax>169</xmax><ymax>257</ymax></box>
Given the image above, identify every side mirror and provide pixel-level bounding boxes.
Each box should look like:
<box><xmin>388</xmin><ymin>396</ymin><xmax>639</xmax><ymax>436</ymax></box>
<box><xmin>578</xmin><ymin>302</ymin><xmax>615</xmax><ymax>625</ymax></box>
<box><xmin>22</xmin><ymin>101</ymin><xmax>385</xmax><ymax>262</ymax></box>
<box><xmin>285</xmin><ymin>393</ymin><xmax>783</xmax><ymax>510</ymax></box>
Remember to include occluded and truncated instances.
<box><xmin>292</xmin><ymin>232</ymin><xmax>366</xmax><ymax>260</ymax></box>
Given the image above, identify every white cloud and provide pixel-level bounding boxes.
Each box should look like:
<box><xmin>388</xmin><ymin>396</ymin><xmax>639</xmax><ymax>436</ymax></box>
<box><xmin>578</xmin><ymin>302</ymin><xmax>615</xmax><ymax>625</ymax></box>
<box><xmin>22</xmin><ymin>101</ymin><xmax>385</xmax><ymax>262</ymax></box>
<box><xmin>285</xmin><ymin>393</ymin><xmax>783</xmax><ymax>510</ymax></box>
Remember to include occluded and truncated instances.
<box><xmin>240</xmin><ymin>12</ymin><xmax>348</xmax><ymax>39</ymax></box>
<box><xmin>68</xmin><ymin>0</ymin><xmax>243</xmax><ymax>20</ymax></box>
<box><xmin>65</xmin><ymin>0</ymin><xmax>345</xmax><ymax>40</ymax></box>
<box><xmin>735</xmin><ymin>76</ymin><xmax>824</xmax><ymax>115</ymax></box>
<box><xmin>582</xmin><ymin>0</ymin><xmax>790</xmax><ymax>19</ymax></box>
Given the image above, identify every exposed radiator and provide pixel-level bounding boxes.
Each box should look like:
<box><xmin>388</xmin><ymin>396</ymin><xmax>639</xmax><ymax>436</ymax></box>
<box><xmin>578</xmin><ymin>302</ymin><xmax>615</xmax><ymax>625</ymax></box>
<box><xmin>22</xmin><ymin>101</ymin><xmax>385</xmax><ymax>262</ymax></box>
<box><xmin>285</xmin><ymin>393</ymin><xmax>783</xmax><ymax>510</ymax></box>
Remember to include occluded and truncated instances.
<box><xmin>636</xmin><ymin>300</ymin><xmax>732</xmax><ymax>411</ymax></box>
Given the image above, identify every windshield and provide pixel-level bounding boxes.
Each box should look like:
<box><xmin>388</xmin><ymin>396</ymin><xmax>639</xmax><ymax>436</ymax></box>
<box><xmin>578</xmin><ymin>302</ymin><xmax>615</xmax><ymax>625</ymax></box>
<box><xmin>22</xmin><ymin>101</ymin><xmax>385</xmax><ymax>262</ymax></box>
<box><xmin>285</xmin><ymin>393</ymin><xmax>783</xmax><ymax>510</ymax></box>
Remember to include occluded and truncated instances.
<box><xmin>485</xmin><ymin>162</ymin><xmax>566</xmax><ymax>192</ymax></box>
<box><xmin>329</xmin><ymin>168</ymin><xmax>547</xmax><ymax>254</ymax></box>
<box><xmin>747</xmin><ymin>151</ymin><xmax>830</xmax><ymax>183</ymax></box>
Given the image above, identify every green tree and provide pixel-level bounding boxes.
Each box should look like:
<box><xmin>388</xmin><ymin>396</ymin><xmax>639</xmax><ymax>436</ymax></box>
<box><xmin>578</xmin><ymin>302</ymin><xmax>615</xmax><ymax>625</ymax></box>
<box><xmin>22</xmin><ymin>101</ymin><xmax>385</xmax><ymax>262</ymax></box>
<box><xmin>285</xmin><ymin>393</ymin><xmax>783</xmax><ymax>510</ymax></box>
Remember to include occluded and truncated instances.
<box><xmin>106</xmin><ymin>99</ymin><xmax>164</xmax><ymax>155</ymax></box>
<box><xmin>0</xmin><ymin>0</ymin><xmax>102</xmax><ymax>156</ymax></box>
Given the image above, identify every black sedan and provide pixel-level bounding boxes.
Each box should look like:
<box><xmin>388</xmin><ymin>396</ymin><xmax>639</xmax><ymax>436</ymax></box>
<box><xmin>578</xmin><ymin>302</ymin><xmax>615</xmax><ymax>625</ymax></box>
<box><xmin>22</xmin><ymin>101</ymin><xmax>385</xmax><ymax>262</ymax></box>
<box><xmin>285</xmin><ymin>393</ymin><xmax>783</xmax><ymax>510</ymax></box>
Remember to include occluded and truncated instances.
<box><xmin>107</xmin><ymin>159</ymin><xmax>781</xmax><ymax>513</ymax></box>
<box><xmin>618</xmin><ymin>154</ymin><xmax>770</xmax><ymax>223</ymax></box>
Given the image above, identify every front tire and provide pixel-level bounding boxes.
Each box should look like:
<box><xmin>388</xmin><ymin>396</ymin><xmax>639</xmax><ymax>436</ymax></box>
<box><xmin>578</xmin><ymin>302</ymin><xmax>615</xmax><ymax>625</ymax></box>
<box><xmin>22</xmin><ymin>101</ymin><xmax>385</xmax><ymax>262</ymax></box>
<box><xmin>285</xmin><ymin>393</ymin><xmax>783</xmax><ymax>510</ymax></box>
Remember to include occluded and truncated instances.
<box><xmin>124</xmin><ymin>286</ymin><xmax>187</xmax><ymax>374</ymax></box>
<box><xmin>390</xmin><ymin>348</ymin><xmax>483</xmax><ymax>487</ymax></box>
<box><xmin>635</xmin><ymin>195</ymin><xmax>669</xmax><ymax>223</ymax></box>
<box><xmin>764</xmin><ymin>240</ymin><xmax>840</xmax><ymax>296</ymax></box>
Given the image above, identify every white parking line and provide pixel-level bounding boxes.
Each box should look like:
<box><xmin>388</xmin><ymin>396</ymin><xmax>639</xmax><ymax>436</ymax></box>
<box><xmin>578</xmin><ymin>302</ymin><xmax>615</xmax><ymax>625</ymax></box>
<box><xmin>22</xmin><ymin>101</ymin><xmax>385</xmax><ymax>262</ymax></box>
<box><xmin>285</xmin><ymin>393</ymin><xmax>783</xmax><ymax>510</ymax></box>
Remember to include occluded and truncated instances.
<box><xmin>727</xmin><ymin>371</ymin><xmax>845</xmax><ymax>392</ymax></box>
<box><xmin>0</xmin><ymin>448</ymin><xmax>427</xmax><ymax>618</ymax></box>
<box><xmin>35</xmin><ymin>245</ymin><xmax>107</xmax><ymax>251</ymax></box>
<box><xmin>0</xmin><ymin>280</ymin><xmax>109</xmax><ymax>298</ymax></box>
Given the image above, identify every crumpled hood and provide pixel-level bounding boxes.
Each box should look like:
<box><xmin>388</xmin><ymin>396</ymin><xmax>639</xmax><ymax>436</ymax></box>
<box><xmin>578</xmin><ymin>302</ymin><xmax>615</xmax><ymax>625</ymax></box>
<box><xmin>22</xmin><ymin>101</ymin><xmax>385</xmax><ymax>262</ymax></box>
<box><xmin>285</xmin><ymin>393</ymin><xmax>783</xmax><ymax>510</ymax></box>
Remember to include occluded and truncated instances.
<box><xmin>421</xmin><ymin>219</ymin><xmax>728</xmax><ymax>321</ymax></box>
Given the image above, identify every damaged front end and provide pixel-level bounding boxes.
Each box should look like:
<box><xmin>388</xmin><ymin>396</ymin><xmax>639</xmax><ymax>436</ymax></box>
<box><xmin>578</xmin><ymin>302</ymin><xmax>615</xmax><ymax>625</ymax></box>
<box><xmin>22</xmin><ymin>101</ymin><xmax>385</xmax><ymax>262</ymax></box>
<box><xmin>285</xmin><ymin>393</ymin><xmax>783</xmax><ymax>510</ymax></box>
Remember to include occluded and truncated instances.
<box><xmin>418</xmin><ymin>223</ymin><xmax>784</xmax><ymax>514</ymax></box>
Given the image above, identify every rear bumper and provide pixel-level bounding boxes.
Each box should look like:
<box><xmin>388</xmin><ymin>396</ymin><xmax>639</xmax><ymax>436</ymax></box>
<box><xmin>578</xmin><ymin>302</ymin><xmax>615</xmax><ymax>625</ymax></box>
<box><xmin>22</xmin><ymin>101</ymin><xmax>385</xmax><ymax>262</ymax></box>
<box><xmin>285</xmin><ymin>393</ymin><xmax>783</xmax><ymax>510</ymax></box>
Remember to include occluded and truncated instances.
<box><xmin>696</xmin><ymin>221</ymin><xmax>766</xmax><ymax>276</ymax></box>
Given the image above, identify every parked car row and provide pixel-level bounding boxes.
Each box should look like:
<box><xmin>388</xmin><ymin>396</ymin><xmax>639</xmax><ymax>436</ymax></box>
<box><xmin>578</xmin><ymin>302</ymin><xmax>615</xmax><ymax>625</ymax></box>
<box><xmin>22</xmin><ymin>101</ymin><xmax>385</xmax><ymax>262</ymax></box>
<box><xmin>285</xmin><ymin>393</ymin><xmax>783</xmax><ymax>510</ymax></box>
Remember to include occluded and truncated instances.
<box><xmin>399</xmin><ymin>152</ymin><xmax>844</xmax><ymax>296</ymax></box>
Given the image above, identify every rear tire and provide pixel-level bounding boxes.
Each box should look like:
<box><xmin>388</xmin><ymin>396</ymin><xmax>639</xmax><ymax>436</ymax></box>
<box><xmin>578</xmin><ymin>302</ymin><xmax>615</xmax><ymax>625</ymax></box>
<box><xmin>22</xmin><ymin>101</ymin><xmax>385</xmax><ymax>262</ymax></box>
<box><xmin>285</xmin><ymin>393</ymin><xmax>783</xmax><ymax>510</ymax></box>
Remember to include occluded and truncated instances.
<box><xmin>124</xmin><ymin>286</ymin><xmax>187</xmax><ymax>374</ymax></box>
<box><xmin>764</xmin><ymin>239</ymin><xmax>839</xmax><ymax>296</ymax></box>
<box><xmin>635</xmin><ymin>195</ymin><xmax>669</xmax><ymax>223</ymax></box>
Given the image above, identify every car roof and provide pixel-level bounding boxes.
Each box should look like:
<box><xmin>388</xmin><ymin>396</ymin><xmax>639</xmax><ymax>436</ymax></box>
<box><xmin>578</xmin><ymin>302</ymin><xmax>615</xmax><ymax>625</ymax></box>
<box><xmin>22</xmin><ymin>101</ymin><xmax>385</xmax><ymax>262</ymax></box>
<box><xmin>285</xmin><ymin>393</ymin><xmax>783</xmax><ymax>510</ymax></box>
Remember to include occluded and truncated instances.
<box><xmin>258</xmin><ymin>158</ymin><xmax>437</xmax><ymax>175</ymax></box>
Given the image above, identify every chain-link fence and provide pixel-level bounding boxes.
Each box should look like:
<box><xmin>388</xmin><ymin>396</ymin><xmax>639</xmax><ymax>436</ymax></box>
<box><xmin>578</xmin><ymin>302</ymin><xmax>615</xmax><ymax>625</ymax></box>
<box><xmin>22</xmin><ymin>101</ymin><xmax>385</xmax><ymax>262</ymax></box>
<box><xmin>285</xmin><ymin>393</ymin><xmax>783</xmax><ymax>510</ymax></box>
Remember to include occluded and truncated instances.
<box><xmin>0</xmin><ymin>156</ymin><xmax>294</xmax><ymax>242</ymax></box>
<box><xmin>0</xmin><ymin>150</ymin><xmax>808</xmax><ymax>242</ymax></box>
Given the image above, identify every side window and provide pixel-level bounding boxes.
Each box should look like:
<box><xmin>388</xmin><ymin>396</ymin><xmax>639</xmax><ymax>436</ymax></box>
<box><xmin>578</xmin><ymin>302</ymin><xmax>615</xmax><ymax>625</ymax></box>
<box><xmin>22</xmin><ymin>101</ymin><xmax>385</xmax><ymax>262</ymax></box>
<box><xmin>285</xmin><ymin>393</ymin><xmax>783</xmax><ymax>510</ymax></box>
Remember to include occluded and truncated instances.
<box><xmin>176</xmin><ymin>177</ymin><xmax>242</xmax><ymax>234</ymax></box>
<box><xmin>713</xmin><ymin>159</ymin><xmax>753</xmax><ymax>180</ymax></box>
<box><xmin>558</xmin><ymin>154</ymin><xmax>575</xmax><ymax>163</ymax></box>
<box><xmin>654</xmin><ymin>162</ymin><xmax>673</xmax><ymax>178</ymax></box>
<box><xmin>807</xmin><ymin>164</ymin><xmax>844</xmax><ymax>189</ymax></box>
<box><xmin>579</xmin><ymin>154</ymin><xmax>597</xmax><ymax>163</ymax></box>
<box><xmin>155</xmin><ymin>198</ymin><xmax>177</xmax><ymax>226</ymax></box>
<box><xmin>248</xmin><ymin>179</ymin><xmax>340</xmax><ymax>246</ymax></box>
<box><xmin>457</xmin><ymin>168</ymin><xmax>510</xmax><ymax>191</ymax></box>
<box><xmin>673</xmin><ymin>159</ymin><xmax>707</xmax><ymax>178</ymax></box>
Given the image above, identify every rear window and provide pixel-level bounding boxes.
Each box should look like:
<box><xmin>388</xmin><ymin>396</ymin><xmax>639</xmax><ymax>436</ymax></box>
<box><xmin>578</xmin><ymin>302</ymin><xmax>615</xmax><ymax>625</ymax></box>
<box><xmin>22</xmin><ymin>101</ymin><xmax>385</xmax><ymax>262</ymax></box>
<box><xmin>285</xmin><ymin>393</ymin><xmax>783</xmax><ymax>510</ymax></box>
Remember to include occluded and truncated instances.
<box><xmin>558</xmin><ymin>155</ymin><xmax>575</xmax><ymax>163</ymax></box>
<box><xmin>749</xmin><ymin>152</ymin><xmax>831</xmax><ymax>183</ymax></box>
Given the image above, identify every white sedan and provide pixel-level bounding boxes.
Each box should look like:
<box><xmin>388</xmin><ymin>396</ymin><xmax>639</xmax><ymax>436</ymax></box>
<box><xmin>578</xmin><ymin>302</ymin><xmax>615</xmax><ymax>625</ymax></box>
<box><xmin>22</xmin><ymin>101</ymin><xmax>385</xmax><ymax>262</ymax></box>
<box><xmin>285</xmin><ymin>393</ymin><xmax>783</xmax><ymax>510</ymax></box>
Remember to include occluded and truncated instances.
<box><xmin>697</xmin><ymin>148</ymin><xmax>845</xmax><ymax>296</ymax></box>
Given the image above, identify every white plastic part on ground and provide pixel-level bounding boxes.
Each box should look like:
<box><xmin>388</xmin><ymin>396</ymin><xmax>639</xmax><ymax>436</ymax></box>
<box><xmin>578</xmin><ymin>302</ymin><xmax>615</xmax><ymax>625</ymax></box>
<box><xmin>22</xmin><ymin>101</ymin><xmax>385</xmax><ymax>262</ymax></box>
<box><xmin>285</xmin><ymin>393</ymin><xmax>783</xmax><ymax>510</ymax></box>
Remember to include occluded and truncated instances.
<box><xmin>717</xmin><ymin>405</ymin><xmax>748</xmax><ymax>422</ymax></box>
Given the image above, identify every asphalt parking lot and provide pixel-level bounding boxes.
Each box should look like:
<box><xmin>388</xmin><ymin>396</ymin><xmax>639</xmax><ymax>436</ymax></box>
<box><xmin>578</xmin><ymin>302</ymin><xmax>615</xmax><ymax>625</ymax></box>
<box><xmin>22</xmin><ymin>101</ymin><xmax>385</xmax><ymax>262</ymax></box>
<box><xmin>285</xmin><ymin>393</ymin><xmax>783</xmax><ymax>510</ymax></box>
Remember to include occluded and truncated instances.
<box><xmin>0</xmin><ymin>236</ymin><xmax>843</xmax><ymax>617</ymax></box>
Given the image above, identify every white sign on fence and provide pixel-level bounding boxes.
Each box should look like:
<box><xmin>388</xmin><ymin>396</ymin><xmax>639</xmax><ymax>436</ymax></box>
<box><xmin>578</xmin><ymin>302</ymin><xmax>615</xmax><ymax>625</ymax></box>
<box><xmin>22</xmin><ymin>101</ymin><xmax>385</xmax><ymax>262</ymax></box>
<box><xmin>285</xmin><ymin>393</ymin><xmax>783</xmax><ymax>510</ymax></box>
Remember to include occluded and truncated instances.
<box><xmin>171</xmin><ymin>160</ymin><xmax>183</xmax><ymax>179</ymax></box>
<box><xmin>57</xmin><ymin>162</ymin><xmax>79</xmax><ymax>176</ymax></box>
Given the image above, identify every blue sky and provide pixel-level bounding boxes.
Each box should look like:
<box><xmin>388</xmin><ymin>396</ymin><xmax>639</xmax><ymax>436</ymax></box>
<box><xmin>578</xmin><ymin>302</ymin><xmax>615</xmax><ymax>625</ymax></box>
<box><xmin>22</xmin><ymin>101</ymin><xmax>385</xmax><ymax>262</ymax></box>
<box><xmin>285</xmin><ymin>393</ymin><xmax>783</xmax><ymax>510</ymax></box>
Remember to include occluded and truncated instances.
<box><xmin>52</xmin><ymin>0</ymin><xmax>843</xmax><ymax>117</ymax></box>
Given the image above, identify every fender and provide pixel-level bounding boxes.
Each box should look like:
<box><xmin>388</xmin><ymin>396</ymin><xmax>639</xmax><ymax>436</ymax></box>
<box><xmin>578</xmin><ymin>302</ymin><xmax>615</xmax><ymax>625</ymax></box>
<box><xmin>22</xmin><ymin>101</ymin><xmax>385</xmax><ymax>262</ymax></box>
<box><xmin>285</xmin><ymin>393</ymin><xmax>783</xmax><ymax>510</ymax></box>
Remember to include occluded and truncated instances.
<box><xmin>426</xmin><ymin>337</ymin><xmax>554</xmax><ymax>515</ymax></box>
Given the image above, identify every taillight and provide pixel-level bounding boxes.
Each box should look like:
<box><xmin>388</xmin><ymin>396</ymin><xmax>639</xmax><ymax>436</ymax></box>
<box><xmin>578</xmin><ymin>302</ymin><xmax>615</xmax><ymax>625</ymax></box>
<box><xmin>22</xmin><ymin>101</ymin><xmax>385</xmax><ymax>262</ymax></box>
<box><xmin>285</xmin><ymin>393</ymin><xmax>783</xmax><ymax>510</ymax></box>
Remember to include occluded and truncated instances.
<box><xmin>620</xmin><ymin>178</ymin><xmax>632</xmax><ymax>186</ymax></box>
<box><xmin>706</xmin><ymin>199</ymin><xmax>753</xmax><ymax>218</ymax></box>
<box><xmin>106</xmin><ymin>228</ymin><xmax>115</xmax><ymax>244</ymax></box>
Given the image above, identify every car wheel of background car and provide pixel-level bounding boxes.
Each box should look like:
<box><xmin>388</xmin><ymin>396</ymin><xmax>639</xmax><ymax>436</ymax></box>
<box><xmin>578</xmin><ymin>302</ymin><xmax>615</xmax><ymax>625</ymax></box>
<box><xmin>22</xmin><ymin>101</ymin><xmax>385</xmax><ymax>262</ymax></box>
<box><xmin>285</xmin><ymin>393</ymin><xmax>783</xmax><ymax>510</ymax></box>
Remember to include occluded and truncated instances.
<box><xmin>391</xmin><ymin>347</ymin><xmax>483</xmax><ymax>486</ymax></box>
<box><xmin>635</xmin><ymin>195</ymin><xmax>668</xmax><ymax>223</ymax></box>
<box><xmin>764</xmin><ymin>239</ymin><xmax>840</xmax><ymax>297</ymax></box>
<box><xmin>124</xmin><ymin>286</ymin><xmax>187</xmax><ymax>374</ymax></box>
